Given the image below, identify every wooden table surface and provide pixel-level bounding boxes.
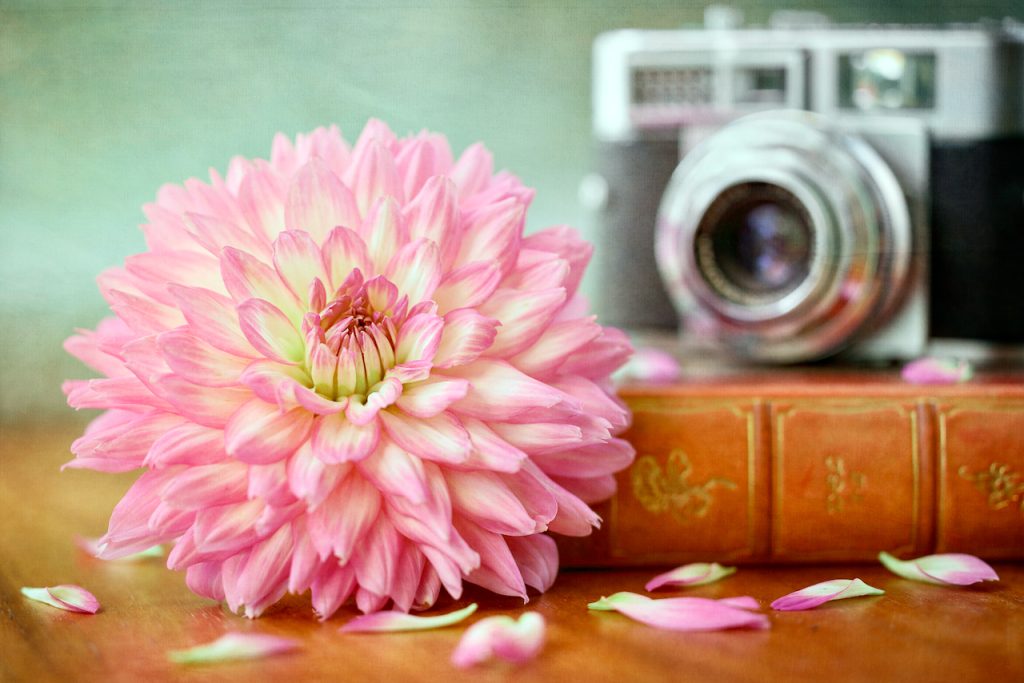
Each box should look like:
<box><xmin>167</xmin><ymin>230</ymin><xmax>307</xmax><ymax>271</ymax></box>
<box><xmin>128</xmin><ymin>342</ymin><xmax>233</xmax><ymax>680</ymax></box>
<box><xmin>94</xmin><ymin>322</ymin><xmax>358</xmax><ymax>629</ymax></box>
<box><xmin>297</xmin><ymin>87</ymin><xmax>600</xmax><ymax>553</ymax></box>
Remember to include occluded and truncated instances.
<box><xmin>2</xmin><ymin>421</ymin><xmax>1022</xmax><ymax>683</ymax></box>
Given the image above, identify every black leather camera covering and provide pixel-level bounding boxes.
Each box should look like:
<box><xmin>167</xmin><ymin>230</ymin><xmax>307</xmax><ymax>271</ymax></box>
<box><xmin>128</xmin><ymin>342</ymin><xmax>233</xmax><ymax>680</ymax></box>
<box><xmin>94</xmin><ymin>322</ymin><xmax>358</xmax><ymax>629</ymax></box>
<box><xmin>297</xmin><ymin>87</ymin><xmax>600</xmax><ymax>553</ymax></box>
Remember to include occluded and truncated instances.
<box><xmin>930</xmin><ymin>137</ymin><xmax>1024</xmax><ymax>343</ymax></box>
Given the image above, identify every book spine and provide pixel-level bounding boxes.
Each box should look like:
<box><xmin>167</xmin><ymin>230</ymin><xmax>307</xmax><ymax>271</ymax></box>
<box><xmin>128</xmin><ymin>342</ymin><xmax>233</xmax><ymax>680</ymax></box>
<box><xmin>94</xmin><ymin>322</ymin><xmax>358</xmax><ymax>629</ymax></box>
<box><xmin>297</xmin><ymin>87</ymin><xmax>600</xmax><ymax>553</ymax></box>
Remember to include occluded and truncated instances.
<box><xmin>558</xmin><ymin>393</ymin><xmax>1024</xmax><ymax>566</ymax></box>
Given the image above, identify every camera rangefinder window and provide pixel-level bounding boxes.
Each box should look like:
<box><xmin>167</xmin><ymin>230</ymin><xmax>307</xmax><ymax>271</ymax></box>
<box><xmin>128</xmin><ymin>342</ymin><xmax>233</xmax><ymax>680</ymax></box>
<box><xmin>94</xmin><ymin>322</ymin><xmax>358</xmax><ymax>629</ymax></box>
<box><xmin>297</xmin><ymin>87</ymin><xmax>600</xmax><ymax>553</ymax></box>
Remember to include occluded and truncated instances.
<box><xmin>694</xmin><ymin>183</ymin><xmax>813</xmax><ymax>306</ymax></box>
<box><xmin>838</xmin><ymin>50</ymin><xmax>936</xmax><ymax>111</ymax></box>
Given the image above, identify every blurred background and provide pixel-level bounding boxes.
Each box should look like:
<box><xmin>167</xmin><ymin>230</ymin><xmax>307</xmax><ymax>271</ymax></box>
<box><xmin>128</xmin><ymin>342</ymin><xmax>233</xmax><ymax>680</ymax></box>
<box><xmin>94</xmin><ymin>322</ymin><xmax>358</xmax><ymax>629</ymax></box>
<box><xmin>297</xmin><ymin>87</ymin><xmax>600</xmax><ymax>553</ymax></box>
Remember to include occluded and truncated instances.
<box><xmin>1</xmin><ymin>0</ymin><xmax>1021</xmax><ymax>424</ymax></box>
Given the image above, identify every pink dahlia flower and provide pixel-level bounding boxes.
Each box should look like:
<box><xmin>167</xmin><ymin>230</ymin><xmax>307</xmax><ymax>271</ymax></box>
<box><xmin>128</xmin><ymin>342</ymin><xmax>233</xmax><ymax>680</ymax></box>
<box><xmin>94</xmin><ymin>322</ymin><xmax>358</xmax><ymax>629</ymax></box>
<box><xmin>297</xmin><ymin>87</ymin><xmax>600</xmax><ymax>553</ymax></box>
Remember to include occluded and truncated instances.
<box><xmin>64</xmin><ymin>121</ymin><xmax>634</xmax><ymax>618</ymax></box>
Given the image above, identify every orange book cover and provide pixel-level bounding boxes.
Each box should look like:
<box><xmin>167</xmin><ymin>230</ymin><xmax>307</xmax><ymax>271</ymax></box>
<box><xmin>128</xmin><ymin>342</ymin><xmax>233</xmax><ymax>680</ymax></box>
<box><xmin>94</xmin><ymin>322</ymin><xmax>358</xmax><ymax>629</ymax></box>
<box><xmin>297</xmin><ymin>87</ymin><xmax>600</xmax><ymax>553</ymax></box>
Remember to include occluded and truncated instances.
<box><xmin>558</xmin><ymin>371</ymin><xmax>1024</xmax><ymax>566</ymax></box>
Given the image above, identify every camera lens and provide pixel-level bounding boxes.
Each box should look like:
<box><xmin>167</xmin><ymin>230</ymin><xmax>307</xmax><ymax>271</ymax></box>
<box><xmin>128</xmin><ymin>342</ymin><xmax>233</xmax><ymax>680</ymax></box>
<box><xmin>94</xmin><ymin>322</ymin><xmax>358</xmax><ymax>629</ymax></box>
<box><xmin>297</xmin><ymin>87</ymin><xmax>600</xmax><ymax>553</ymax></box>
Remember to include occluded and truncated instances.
<box><xmin>694</xmin><ymin>182</ymin><xmax>813</xmax><ymax>306</ymax></box>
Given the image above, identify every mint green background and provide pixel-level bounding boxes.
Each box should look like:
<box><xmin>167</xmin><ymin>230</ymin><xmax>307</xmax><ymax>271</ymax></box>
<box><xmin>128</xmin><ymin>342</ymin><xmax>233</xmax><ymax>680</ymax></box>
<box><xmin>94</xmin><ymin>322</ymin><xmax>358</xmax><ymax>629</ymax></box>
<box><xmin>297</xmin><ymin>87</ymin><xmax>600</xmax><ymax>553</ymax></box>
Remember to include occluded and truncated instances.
<box><xmin>2</xmin><ymin>1</ymin><xmax>1020</xmax><ymax>421</ymax></box>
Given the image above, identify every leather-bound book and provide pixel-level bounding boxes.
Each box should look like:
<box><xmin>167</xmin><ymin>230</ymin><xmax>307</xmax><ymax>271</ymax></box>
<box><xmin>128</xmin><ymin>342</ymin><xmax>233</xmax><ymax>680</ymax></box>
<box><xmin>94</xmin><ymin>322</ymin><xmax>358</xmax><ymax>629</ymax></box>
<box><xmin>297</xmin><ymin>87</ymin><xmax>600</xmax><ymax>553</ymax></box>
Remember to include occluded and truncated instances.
<box><xmin>558</xmin><ymin>371</ymin><xmax>1024</xmax><ymax>566</ymax></box>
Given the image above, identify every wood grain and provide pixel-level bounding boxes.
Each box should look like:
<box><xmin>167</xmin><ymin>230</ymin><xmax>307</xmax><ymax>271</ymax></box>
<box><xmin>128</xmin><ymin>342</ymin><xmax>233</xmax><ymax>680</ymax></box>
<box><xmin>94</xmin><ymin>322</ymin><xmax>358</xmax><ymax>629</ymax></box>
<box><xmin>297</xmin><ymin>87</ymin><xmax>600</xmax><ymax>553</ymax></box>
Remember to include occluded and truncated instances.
<box><xmin>2</xmin><ymin>421</ymin><xmax>1022</xmax><ymax>682</ymax></box>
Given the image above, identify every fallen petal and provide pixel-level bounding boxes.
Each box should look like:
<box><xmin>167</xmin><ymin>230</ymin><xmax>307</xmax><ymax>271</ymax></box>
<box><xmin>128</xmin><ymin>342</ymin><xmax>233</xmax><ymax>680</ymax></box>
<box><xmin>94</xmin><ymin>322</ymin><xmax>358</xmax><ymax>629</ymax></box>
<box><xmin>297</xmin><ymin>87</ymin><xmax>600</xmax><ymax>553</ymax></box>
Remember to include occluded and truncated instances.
<box><xmin>451</xmin><ymin>612</ymin><xmax>546</xmax><ymax>669</ymax></box>
<box><xmin>770</xmin><ymin>578</ymin><xmax>884</xmax><ymax>611</ymax></box>
<box><xmin>614</xmin><ymin>346</ymin><xmax>681</xmax><ymax>385</ymax></box>
<box><xmin>879</xmin><ymin>551</ymin><xmax>999</xmax><ymax>586</ymax></box>
<box><xmin>76</xmin><ymin>536</ymin><xmax>164</xmax><ymax>561</ymax></box>
<box><xmin>340</xmin><ymin>603</ymin><xmax>478</xmax><ymax>633</ymax></box>
<box><xmin>167</xmin><ymin>633</ymin><xmax>301</xmax><ymax>665</ymax></box>
<box><xmin>645</xmin><ymin>562</ymin><xmax>736</xmax><ymax>591</ymax></box>
<box><xmin>588</xmin><ymin>592</ymin><xmax>768</xmax><ymax>632</ymax></box>
<box><xmin>21</xmin><ymin>585</ymin><xmax>100</xmax><ymax>614</ymax></box>
<box><xmin>901</xmin><ymin>357</ymin><xmax>973</xmax><ymax>385</ymax></box>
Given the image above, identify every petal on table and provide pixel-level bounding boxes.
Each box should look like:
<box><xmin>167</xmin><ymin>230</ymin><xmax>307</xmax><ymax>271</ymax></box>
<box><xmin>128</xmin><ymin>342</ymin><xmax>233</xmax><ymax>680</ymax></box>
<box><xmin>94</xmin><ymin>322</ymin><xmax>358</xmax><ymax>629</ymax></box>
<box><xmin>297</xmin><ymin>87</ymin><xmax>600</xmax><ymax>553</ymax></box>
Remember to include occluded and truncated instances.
<box><xmin>21</xmin><ymin>585</ymin><xmax>100</xmax><ymax>614</ymax></box>
<box><xmin>451</xmin><ymin>612</ymin><xmax>546</xmax><ymax>669</ymax></box>
<box><xmin>339</xmin><ymin>603</ymin><xmax>478</xmax><ymax>633</ymax></box>
<box><xmin>167</xmin><ymin>633</ymin><xmax>301</xmax><ymax>665</ymax></box>
<box><xmin>770</xmin><ymin>578</ymin><xmax>884</xmax><ymax>611</ymax></box>
<box><xmin>879</xmin><ymin>551</ymin><xmax>999</xmax><ymax>585</ymax></box>
<box><xmin>900</xmin><ymin>357</ymin><xmax>972</xmax><ymax>385</ymax></box>
<box><xmin>645</xmin><ymin>562</ymin><xmax>736</xmax><ymax>591</ymax></box>
<box><xmin>588</xmin><ymin>592</ymin><xmax>768</xmax><ymax>632</ymax></box>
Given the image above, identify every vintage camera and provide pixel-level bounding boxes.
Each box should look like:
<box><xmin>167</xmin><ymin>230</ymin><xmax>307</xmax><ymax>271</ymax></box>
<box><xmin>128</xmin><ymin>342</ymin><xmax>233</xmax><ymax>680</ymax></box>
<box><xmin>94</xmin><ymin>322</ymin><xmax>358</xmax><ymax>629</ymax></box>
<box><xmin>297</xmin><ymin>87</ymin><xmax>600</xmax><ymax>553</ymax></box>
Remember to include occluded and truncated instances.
<box><xmin>588</xmin><ymin>10</ymin><xmax>1024</xmax><ymax>363</ymax></box>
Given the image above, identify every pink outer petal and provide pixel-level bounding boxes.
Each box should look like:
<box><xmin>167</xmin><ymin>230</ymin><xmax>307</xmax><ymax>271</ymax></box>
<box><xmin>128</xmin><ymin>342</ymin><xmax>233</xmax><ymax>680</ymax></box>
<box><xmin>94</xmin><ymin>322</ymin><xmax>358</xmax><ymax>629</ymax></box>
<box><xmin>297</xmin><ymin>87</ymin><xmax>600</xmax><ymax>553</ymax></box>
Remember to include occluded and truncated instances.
<box><xmin>645</xmin><ymin>562</ymin><xmax>737</xmax><ymax>591</ymax></box>
<box><xmin>339</xmin><ymin>603</ymin><xmax>478</xmax><ymax>633</ymax></box>
<box><xmin>770</xmin><ymin>578</ymin><xmax>884</xmax><ymax>611</ymax></box>
<box><xmin>915</xmin><ymin>553</ymin><xmax>999</xmax><ymax>585</ymax></box>
<box><xmin>589</xmin><ymin>593</ymin><xmax>769</xmax><ymax>632</ymax></box>
<box><xmin>901</xmin><ymin>357</ymin><xmax>973</xmax><ymax>385</ymax></box>
<box><xmin>21</xmin><ymin>585</ymin><xmax>101</xmax><ymax>614</ymax></box>
<box><xmin>224</xmin><ymin>399</ymin><xmax>314</xmax><ymax>465</ymax></box>
<box><xmin>168</xmin><ymin>632</ymin><xmax>301</xmax><ymax>665</ymax></box>
<box><xmin>451</xmin><ymin>612</ymin><xmax>546</xmax><ymax>669</ymax></box>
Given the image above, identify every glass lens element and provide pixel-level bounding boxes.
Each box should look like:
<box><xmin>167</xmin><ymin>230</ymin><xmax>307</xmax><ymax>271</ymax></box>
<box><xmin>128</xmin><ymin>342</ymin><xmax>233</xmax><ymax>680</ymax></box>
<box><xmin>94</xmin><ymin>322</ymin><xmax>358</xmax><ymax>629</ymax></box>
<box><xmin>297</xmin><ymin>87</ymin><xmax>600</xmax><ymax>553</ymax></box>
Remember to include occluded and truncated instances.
<box><xmin>694</xmin><ymin>183</ymin><xmax>813</xmax><ymax>306</ymax></box>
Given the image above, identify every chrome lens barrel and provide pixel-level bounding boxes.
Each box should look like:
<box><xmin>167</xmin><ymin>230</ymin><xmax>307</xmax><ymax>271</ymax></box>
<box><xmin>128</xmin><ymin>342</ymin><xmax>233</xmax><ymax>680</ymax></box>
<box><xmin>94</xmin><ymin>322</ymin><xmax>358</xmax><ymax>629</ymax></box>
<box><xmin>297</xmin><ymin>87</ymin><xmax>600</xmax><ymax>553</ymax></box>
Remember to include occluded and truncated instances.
<box><xmin>656</xmin><ymin>110</ymin><xmax>913</xmax><ymax>362</ymax></box>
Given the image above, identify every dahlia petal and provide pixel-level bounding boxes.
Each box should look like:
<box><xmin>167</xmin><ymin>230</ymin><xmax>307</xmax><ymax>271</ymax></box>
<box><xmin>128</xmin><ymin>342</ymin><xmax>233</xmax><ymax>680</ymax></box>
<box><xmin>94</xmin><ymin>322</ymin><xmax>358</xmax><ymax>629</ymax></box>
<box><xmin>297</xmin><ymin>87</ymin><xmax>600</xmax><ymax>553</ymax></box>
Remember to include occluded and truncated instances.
<box><xmin>284</xmin><ymin>159</ymin><xmax>360</xmax><ymax>243</ymax></box>
<box><xmin>66</xmin><ymin>411</ymin><xmax>183</xmax><ymax>473</ymax></box>
<box><xmin>490</xmin><ymin>422</ymin><xmax>584</xmax><ymax>456</ymax></box>
<box><xmin>287</xmin><ymin>530</ymin><xmax>321</xmax><ymax>595</ymax></box>
<box><xmin>312</xmin><ymin>412</ymin><xmax>380</xmax><ymax>464</ymax></box>
<box><xmin>357</xmin><ymin>196</ymin><xmax>406</xmax><ymax>274</ymax></box>
<box><xmin>479</xmin><ymin>287</ymin><xmax>566</xmax><ymax>357</ymax></box>
<box><xmin>76</xmin><ymin>536</ymin><xmax>164</xmax><ymax>561</ymax></box>
<box><xmin>150</xmin><ymin>375</ymin><xmax>252</xmax><ymax>428</ymax></box>
<box><xmin>237</xmin><ymin>298</ymin><xmax>306</xmax><ymax>364</ymax></box>
<box><xmin>157</xmin><ymin>329</ymin><xmax>250</xmax><ymax>387</ymax></box>
<box><xmin>323</xmin><ymin>227</ymin><xmax>371</xmax><ymax>290</ymax></box>
<box><xmin>239</xmin><ymin>360</ymin><xmax>344</xmax><ymax>416</ymax></box>
<box><xmin>232</xmin><ymin>524</ymin><xmax>294</xmax><ymax>615</ymax></box>
<box><xmin>395</xmin><ymin>136</ymin><xmax>444</xmax><ymax>200</ymax></box>
<box><xmin>511</xmin><ymin>316</ymin><xmax>602</xmax><ymax>378</ymax></box>
<box><xmin>447</xmin><ymin>360</ymin><xmax>572</xmax><ymax>421</ymax></box>
<box><xmin>614</xmin><ymin>346</ymin><xmax>682</xmax><ymax>385</ymax></box>
<box><xmin>553</xmin><ymin>376</ymin><xmax>631</xmax><ymax>432</ymax></box>
<box><xmin>770</xmin><ymin>578</ymin><xmax>885</xmax><ymax>611</ymax></box>
<box><xmin>125</xmin><ymin>250</ymin><xmax>225</xmax><ymax>300</ymax></box>
<box><xmin>522</xmin><ymin>224</ymin><xmax>592</xmax><ymax>296</ymax></box>
<box><xmin>106</xmin><ymin>289</ymin><xmax>186</xmax><ymax>335</ymax></box>
<box><xmin>224</xmin><ymin>399</ymin><xmax>313</xmax><ymax>465</ymax></box>
<box><xmin>390</xmin><ymin>546</ymin><xmax>426</xmax><ymax>613</ymax></box>
<box><xmin>161</xmin><ymin>462</ymin><xmax>249</xmax><ymax>510</ymax></box>
<box><xmin>190</xmin><ymin>500</ymin><xmax>264</xmax><ymax>559</ymax></box>
<box><xmin>184</xmin><ymin>211</ymin><xmax>270</xmax><ymax>260</ymax></box>
<box><xmin>588</xmin><ymin>593</ymin><xmax>769</xmax><ymax>632</ymax></box>
<box><xmin>65</xmin><ymin>376</ymin><xmax>170</xmax><ymax>413</ymax></box>
<box><xmin>451</xmin><ymin>612</ymin><xmax>546</xmax><ymax>669</ymax></box>
<box><xmin>414</xmin><ymin>567</ymin><xmax>442</xmax><ymax>611</ymax></box>
<box><xmin>533</xmin><ymin>439</ymin><xmax>634</xmax><ymax>478</ymax></box>
<box><xmin>385</xmin><ymin>238</ymin><xmax>441</xmax><ymax>305</ymax></box>
<box><xmin>455</xmin><ymin>197</ymin><xmax>524</xmax><ymax>275</ymax></box>
<box><xmin>394</xmin><ymin>376</ymin><xmax>469</xmax><ymax>418</ymax></box>
<box><xmin>432</xmin><ymin>261</ymin><xmax>503</xmax><ymax>314</ymax></box>
<box><xmin>420</xmin><ymin>545</ymin><xmax>468</xmax><ymax>600</ymax></box>
<box><xmin>500</xmin><ymin>467</ymin><xmax>559</xmax><ymax>528</ymax></box>
<box><xmin>356</xmin><ymin>589</ymin><xmax>389</xmax><ymax>615</ymax></box>
<box><xmin>99</xmin><ymin>470</ymin><xmax>179</xmax><ymax>558</ymax></box>
<box><xmin>169</xmin><ymin>284</ymin><xmax>257</xmax><ymax>358</ymax></box>
<box><xmin>379</xmin><ymin>409</ymin><xmax>470</xmax><ymax>465</ymax></box>
<box><xmin>358</xmin><ymin>438</ymin><xmax>429</xmax><ymax>504</ymax></box>
<box><xmin>287</xmin><ymin>442</ymin><xmax>350</xmax><ymax>507</ymax></box>
<box><xmin>219</xmin><ymin>247</ymin><xmax>301</xmax><ymax>319</ymax></box>
<box><xmin>646</xmin><ymin>563</ymin><xmax>737</xmax><ymax>591</ymax></box>
<box><xmin>878</xmin><ymin>551</ymin><xmax>999</xmax><ymax>585</ymax></box>
<box><xmin>353</xmin><ymin>516</ymin><xmax>403</xmax><ymax>598</ymax></box>
<box><xmin>506</xmin><ymin>534</ymin><xmax>558</xmax><ymax>593</ymax></box>
<box><xmin>524</xmin><ymin>463</ymin><xmax>601</xmax><ymax>537</ymax></box>
<box><xmin>308</xmin><ymin>473</ymin><xmax>381</xmax><ymax>562</ymax></box>
<box><xmin>394</xmin><ymin>312</ymin><xmax>444</xmax><ymax>365</ymax></box>
<box><xmin>448</xmin><ymin>470</ymin><xmax>540</xmax><ymax>536</ymax></box>
<box><xmin>167</xmin><ymin>633</ymin><xmax>300</xmax><ymax>665</ymax></box>
<box><xmin>340</xmin><ymin>603</ymin><xmax>477</xmax><ymax>633</ymax></box>
<box><xmin>309</xmin><ymin>342</ymin><xmax>338</xmax><ymax>397</ymax></box>
<box><xmin>553</xmin><ymin>474</ymin><xmax>617</xmax><ymax>505</ymax></box>
<box><xmin>248</xmin><ymin>461</ymin><xmax>295</xmax><ymax>507</ymax></box>
<box><xmin>555</xmin><ymin>327</ymin><xmax>633</xmax><ymax>380</ymax></box>
<box><xmin>311</xmin><ymin>564</ymin><xmax>357</xmax><ymax>620</ymax></box>
<box><xmin>432</xmin><ymin>309</ymin><xmax>499</xmax><ymax>369</ymax></box>
<box><xmin>384</xmin><ymin>462</ymin><xmax>454</xmax><ymax>547</ymax></box>
<box><xmin>21</xmin><ymin>585</ymin><xmax>100</xmax><ymax>614</ymax></box>
<box><xmin>456</xmin><ymin>519</ymin><xmax>528</xmax><ymax>599</ymax></box>
<box><xmin>185</xmin><ymin>561</ymin><xmax>226</xmax><ymax>601</ymax></box>
<box><xmin>455</xmin><ymin>418</ymin><xmax>528</xmax><ymax>473</ymax></box>
<box><xmin>403</xmin><ymin>176</ymin><xmax>459</xmax><ymax>268</ymax></box>
<box><xmin>63</xmin><ymin>326</ymin><xmax>132</xmax><ymax>378</ymax></box>
<box><xmin>273</xmin><ymin>230</ymin><xmax>329</xmax><ymax>303</ymax></box>
<box><xmin>901</xmin><ymin>357</ymin><xmax>973</xmax><ymax>385</ymax></box>
<box><xmin>347</xmin><ymin>139</ymin><xmax>404</xmax><ymax>219</ymax></box>
<box><xmin>236</xmin><ymin>162</ymin><xmax>287</xmax><ymax>240</ymax></box>
<box><xmin>450</xmin><ymin>142</ymin><xmax>493</xmax><ymax>198</ymax></box>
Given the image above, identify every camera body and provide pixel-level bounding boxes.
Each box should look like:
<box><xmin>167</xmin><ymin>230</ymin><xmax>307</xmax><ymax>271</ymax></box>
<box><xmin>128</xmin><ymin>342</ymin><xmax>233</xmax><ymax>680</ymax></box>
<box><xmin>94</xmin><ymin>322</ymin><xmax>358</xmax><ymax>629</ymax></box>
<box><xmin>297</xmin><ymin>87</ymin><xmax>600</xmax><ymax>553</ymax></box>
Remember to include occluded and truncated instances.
<box><xmin>589</xmin><ymin>12</ymin><xmax>1024</xmax><ymax>363</ymax></box>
